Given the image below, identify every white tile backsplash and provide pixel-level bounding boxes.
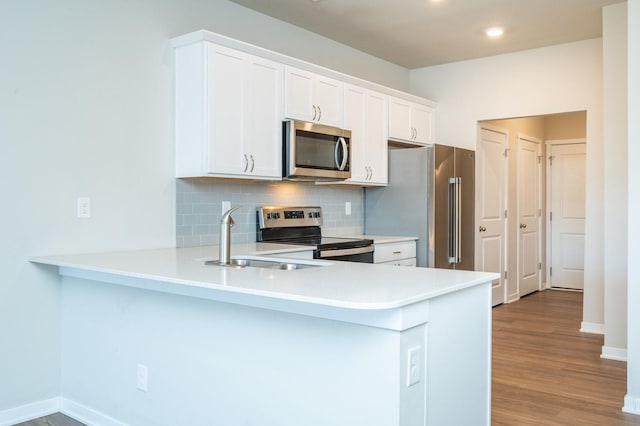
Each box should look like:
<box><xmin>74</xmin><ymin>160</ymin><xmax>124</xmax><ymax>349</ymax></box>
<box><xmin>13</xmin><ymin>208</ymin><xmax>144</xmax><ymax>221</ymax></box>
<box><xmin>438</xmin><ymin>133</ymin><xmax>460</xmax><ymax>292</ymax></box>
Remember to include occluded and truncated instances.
<box><xmin>176</xmin><ymin>179</ymin><xmax>364</xmax><ymax>247</ymax></box>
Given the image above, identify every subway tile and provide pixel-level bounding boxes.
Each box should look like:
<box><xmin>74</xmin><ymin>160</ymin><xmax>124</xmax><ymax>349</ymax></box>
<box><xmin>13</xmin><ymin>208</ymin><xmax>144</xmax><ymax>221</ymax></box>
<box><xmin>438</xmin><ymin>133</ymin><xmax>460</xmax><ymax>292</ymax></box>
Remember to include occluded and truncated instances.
<box><xmin>176</xmin><ymin>204</ymin><xmax>193</xmax><ymax>215</ymax></box>
<box><xmin>176</xmin><ymin>225</ymin><xmax>193</xmax><ymax>236</ymax></box>
<box><xmin>175</xmin><ymin>180</ymin><xmax>365</xmax><ymax>247</ymax></box>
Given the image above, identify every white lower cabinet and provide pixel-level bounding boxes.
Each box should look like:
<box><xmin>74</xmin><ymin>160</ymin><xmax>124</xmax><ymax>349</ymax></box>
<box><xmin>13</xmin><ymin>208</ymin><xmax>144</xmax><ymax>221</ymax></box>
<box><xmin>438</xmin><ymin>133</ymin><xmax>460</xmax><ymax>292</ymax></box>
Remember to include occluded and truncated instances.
<box><xmin>373</xmin><ymin>240</ymin><xmax>417</xmax><ymax>266</ymax></box>
<box><xmin>175</xmin><ymin>42</ymin><xmax>283</xmax><ymax>179</ymax></box>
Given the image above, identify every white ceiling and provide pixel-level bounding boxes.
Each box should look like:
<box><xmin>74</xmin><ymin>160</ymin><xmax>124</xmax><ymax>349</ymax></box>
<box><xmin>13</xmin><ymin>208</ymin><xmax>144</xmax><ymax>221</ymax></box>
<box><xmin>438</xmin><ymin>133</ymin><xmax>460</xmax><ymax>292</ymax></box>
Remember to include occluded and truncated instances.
<box><xmin>230</xmin><ymin>0</ymin><xmax>624</xmax><ymax>69</ymax></box>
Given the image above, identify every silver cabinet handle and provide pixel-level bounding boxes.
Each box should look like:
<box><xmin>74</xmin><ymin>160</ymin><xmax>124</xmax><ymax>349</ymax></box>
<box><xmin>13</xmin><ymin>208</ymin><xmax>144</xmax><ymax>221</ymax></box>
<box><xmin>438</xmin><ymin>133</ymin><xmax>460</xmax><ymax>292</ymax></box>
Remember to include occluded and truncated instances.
<box><xmin>520</xmin><ymin>223</ymin><xmax>527</xmax><ymax>229</ymax></box>
<box><xmin>317</xmin><ymin>106</ymin><xmax>322</xmax><ymax>122</ymax></box>
<box><xmin>312</xmin><ymin>105</ymin><xmax>318</xmax><ymax>121</ymax></box>
<box><xmin>479</xmin><ymin>226</ymin><xmax>487</xmax><ymax>232</ymax></box>
<box><xmin>243</xmin><ymin>154</ymin><xmax>249</xmax><ymax>172</ymax></box>
<box><xmin>393</xmin><ymin>250</ymin><xmax>402</xmax><ymax>254</ymax></box>
<box><xmin>249</xmin><ymin>154</ymin><xmax>255</xmax><ymax>173</ymax></box>
<box><xmin>335</xmin><ymin>137</ymin><xmax>348</xmax><ymax>171</ymax></box>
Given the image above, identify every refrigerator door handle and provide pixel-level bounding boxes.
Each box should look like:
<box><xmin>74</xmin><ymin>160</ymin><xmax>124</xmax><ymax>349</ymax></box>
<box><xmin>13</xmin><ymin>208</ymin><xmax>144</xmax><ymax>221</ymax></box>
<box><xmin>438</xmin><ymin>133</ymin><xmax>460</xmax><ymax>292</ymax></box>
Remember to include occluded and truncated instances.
<box><xmin>448</xmin><ymin>177</ymin><xmax>462</xmax><ymax>264</ymax></box>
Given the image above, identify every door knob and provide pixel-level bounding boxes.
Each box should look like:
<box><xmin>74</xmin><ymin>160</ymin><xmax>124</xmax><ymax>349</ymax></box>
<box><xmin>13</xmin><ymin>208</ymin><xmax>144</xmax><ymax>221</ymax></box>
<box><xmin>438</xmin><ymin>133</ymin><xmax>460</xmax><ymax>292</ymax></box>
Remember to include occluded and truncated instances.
<box><xmin>520</xmin><ymin>223</ymin><xmax>527</xmax><ymax>229</ymax></box>
<box><xmin>479</xmin><ymin>226</ymin><xmax>487</xmax><ymax>232</ymax></box>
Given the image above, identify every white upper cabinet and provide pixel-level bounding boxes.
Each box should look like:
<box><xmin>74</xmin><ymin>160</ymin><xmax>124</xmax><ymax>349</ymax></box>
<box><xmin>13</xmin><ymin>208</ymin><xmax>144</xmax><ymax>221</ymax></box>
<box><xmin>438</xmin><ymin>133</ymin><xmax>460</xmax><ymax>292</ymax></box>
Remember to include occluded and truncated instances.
<box><xmin>284</xmin><ymin>66</ymin><xmax>343</xmax><ymax>127</ymax></box>
<box><xmin>175</xmin><ymin>42</ymin><xmax>282</xmax><ymax>179</ymax></box>
<box><xmin>172</xmin><ymin>31</ymin><xmax>437</xmax><ymax>182</ymax></box>
<box><xmin>388</xmin><ymin>96</ymin><xmax>434</xmax><ymax>145</ymax></box>
<box><xmin>343</xmin><ymin>84</ymin><xmax>388</xmax><ymax>186</ymax></box>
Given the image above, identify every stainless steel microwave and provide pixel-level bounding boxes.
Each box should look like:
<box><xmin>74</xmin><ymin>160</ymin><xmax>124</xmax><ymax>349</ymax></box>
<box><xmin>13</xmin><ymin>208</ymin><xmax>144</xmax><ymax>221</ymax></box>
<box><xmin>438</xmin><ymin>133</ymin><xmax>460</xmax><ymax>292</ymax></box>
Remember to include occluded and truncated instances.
<box><xmin>283</xmin><ymin>120</ymin><xmax>351</xmax><ymax>181</ymax></box>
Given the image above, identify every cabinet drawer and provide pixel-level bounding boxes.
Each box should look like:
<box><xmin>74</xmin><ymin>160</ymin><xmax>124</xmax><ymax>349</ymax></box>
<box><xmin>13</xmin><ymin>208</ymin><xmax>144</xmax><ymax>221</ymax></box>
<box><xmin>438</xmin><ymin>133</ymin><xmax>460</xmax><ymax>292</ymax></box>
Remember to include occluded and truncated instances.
<box><xmin>378</xmin><ymin>257</ymin><xmax>417</xmax><ymax>267</ymax></box>
<box><xmin>374</xmin><ymin>241</ymin><xmax>416</xmax><ymax>264</ymax></box>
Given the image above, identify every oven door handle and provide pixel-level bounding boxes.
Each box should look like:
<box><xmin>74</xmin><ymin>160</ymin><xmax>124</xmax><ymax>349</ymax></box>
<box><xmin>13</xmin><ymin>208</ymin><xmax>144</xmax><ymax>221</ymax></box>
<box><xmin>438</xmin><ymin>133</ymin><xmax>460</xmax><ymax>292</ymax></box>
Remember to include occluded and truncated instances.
<box><xmin>317</xmin><ymin>245</ymin><xmax>373</xmax><ymax>258</ymax></box>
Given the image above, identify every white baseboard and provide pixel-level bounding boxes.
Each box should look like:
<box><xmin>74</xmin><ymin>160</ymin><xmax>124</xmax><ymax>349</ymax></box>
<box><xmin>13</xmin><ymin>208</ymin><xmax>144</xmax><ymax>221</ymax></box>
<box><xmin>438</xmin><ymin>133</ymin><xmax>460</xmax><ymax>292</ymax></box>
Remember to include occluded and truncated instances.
<box><xmin>601</xmin><ymin>346</ymin><xmax>628</xmax><ymax>362</ymax></box>
<box><xmin>623</xmin><ymin>395</ymin><xmax>640</xmax><ymax>415</ymax></box>
<box><xmin>0</xmin><ymin>397</ymin><xmax>59</xmax><ymax>426</ymax></box>
<box><xmin>0</xmin><ymin>397</ymin><xmax>126</xmax><ymax>426</ymax></box>
<box><xmin>507</xmin><ymin>293</ymin><xmax>520</xmax><ymax>304</ymax></box>
<box><xmin>60</xmin><ymin>398</ymin><xmax>127</xmax><ymax>426</ymax></box>
<box><xmin>580</xmin><ymin>321</ymin><xmax>604</xmax><ymax>334</ymax></box>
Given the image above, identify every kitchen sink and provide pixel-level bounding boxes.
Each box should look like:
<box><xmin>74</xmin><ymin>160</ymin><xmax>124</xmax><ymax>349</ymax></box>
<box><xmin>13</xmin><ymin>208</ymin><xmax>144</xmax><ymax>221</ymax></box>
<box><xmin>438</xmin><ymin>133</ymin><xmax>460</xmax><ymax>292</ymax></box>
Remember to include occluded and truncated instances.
<box><xmin>204</xmin><ymin>257</ymin><xmax>322</xmax><ymax>270</ymax></box>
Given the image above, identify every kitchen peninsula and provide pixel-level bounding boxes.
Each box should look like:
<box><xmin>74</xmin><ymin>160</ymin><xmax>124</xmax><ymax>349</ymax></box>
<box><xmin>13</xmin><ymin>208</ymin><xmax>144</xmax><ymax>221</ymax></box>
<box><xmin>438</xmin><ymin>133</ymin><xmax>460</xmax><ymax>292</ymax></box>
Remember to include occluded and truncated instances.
<box><xmin>31</xmin><ymin>244</ymin><xmax>498</xmax><ymax>426</ymax></box>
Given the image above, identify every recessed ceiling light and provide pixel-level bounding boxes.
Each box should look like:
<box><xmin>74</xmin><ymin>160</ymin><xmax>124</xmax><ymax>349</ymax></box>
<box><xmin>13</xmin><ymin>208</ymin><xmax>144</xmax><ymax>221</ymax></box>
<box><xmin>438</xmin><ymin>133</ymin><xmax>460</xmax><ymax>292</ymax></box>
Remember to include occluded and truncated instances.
<box><xmin>485</xmin><ymin>27</ymin><xmax>504</xmax><ymax>38</ymax></box>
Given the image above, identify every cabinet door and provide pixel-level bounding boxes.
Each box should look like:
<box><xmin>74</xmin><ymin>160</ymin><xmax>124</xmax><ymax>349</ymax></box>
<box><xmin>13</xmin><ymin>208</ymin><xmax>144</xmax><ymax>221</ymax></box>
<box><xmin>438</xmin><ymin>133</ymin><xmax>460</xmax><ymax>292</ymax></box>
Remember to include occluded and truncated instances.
<box><xmin>284</xmin><ymin>66</ymin><xmax>315</xmax><ymax>122</ymax></box>
<box><xmin>388</xmin><ymin>97</ymin><xmax>412</xmax><ymax>141</ymax></box>
<box><xmin>245</xmin><ymin>56</ymin><xmax>283</xmax><ymax>178</ymax></box>
<box><xmin>412</xmin><ymin>104</ymin><xmax>434</xmax><ymax>145</ymax></box>
<box><xmin>284</xmin><ymin>66</ymin><xmax>342</xmax><ymax>127</ymax></box>
<box><xmin>314</xmin><ymin>75</ymin><xmax>343</xmax><ymax>127</ymax></box>
<box><xmin>364</xmin><ymin>91</ymin><xmax>388</xmax><ymax>185</ymax></box>
<box><xmin>343</xmin><ymin>86</ymin><xmax>387</xmax><ymax>185</ymax></box>
<box><xmin>207</xmin><ymin>44</ymin><xmax>246</xmax><ymax>175</ymax></box>
<box><xmin>343</xmin><ymin>85</ymin><xmax>367</xmax><ymax>182</ymax></box>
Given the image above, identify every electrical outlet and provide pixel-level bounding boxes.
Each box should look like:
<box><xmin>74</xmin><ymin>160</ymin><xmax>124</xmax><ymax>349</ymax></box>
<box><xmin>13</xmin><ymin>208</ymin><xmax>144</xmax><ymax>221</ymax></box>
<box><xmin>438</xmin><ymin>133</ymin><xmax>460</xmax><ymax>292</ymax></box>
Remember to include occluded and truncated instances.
<box><xmin>77</xmin><ymin>197</ymin><xmax>91</xmax><ymax>218</ymax></box>
<box><xmin>221</xmin><ymin>200</ymin><xmax>231</xmax><ymax>214</ymax></box>
<box><xmin>137</xmin><ymin>364</ymin><xmax>148</xmax><ymax>392</ymax></box>
<box><xmin>407</xmin><ymin>346</ymin><xmax>422</xmax><ymax>387</ymax></box>
<box><xmin>345</xmin><ymin>201</ymin><xmax>351</xmax><ymax>215</ymax></box>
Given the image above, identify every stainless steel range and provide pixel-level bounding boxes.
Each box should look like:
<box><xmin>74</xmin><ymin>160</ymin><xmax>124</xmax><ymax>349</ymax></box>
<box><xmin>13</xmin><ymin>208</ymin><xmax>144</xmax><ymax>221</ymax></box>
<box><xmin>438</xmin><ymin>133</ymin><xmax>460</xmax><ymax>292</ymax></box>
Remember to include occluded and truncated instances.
<box><xmin>257</xmin><ymin>206</ymin><xmax>374</xmax><ymax>263</ymax></box>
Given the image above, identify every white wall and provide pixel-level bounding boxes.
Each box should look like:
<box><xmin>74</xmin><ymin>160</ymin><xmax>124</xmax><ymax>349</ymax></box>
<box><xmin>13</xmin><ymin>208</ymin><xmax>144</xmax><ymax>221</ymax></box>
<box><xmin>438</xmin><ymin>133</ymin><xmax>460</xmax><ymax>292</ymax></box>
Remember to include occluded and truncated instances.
<box><xmin>0</xmin><ymin>0</ymin><xmax>409</xmax><ymax>414</ymax></box>
<box><xmin>625</xmin><ymin>0</ymin><xmax>640</xmax><ymax>415</ymax></box>
<box><xmin>602</xmin><ymin>2</ymin><xmax>628</xmax><ymax>361</ymax></box>
<box><xmin>409</xmin><ymin>39</ymin><xmax>605</xmax><ymax>331</ymax></box>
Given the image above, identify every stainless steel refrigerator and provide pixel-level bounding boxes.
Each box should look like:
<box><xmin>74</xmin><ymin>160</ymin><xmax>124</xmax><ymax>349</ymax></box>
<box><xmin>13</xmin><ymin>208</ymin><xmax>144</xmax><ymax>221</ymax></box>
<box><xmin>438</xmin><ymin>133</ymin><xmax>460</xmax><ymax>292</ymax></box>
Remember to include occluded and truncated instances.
<box><xmin>364</xmin><ymin>144</ymin><xmax>475</xmax><ymax>270</ymax></box>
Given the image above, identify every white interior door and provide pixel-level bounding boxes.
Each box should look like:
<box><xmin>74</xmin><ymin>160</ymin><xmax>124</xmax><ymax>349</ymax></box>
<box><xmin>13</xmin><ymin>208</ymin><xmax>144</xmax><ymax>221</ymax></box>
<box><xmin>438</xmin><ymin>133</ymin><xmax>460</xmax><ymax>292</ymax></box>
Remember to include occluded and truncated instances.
<box><xmin>548</xmin><ymin>143</ymin><xmax>586</xmax><ymax>289</ymax></box>
<box><xmin>476</xmin><ymin>126</ymin><xmax>508</xmax><ymax>306</ymax></box>
<box><xmin>518</xmin><ymin>136</ymin><xmax>541</xmax><ymax>296</ymax></box>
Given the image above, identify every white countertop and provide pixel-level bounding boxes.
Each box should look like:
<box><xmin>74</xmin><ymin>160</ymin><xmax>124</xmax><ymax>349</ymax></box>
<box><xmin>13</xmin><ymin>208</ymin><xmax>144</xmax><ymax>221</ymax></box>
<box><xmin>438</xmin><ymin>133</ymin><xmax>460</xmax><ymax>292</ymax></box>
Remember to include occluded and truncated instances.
<box><xmin>31</xmin><ymin>243</ymin><xmax>496</xmax><ymax>312</ymax></box>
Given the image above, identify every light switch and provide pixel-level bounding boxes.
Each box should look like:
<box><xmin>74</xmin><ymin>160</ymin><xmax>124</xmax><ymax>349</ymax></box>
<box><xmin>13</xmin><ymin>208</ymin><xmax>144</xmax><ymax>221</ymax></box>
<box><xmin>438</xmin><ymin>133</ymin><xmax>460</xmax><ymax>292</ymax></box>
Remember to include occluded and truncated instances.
<box><xmin>77</xmin><ymin>197</ymin><xmax>91</xmax><ymax>218</ymax></box>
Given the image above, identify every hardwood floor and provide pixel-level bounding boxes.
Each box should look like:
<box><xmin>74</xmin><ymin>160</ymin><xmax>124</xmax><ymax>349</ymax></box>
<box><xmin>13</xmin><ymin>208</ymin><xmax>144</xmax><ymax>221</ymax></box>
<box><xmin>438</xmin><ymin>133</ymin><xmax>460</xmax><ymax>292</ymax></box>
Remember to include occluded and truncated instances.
<box><xmin>13</xmin><ymin>413</ymin><xmax>84</xmax><ymax>426</ymax></box>
<box><xmin>492</xmin><ymin>289</ymin><xmax>640</xmax><ymax>425</ymax></box>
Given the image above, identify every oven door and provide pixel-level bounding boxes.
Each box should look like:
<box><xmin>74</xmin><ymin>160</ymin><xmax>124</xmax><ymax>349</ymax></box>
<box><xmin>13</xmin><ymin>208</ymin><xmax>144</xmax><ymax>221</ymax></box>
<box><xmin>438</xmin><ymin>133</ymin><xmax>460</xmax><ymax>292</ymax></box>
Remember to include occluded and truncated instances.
<box><xmin>314</xmin><ymin>245</ymin><xmax>374</xmax><ymax>263</ymax></box>
<box><xmin>284</xmin><ymin>120</ymin><xmax>351</xmax><ymax>181</ymax></box>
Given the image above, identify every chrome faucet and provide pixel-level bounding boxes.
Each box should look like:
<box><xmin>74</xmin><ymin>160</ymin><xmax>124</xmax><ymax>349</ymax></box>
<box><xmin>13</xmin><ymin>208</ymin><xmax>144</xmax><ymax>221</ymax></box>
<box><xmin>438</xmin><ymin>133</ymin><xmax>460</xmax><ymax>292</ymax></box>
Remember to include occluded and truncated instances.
<box><xmin>219</xmin><ymin>206</ymin><xmax>241</xmax><ymax>265</ymax></box>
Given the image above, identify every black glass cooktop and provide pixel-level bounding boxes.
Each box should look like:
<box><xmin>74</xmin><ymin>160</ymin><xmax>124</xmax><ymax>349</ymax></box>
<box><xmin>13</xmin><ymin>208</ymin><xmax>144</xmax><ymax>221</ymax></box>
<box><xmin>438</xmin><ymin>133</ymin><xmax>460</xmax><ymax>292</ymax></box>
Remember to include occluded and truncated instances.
<box><xmin>270</xmin><ymin>236</ymin><xmax>373</xmax><ymax>250</ymax></box>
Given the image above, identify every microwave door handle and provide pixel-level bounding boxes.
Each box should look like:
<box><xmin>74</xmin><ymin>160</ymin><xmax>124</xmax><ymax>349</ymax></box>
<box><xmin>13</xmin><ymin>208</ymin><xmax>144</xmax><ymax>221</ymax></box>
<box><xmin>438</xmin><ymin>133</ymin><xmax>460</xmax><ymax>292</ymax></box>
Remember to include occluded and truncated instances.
<box><xmin>335</xmin><ymin>137</ymin><xmax>348</xmax><ymax>171</ymax></box>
